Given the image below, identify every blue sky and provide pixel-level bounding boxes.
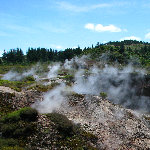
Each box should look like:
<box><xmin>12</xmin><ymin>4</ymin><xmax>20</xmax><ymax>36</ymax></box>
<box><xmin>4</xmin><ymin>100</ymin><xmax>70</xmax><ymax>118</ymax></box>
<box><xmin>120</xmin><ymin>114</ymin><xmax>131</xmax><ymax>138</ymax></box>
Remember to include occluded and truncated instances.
<box><xmin>0</xmin><ymin>0</ymin><xmax>150</xmax><ymax>56</ymax></box>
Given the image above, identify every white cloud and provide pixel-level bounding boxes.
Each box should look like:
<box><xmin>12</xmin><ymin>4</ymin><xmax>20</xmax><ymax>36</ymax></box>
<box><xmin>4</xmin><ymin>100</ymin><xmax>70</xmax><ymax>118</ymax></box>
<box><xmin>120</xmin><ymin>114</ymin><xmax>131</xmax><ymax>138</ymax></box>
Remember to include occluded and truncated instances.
<box><xmin>85</xmin><ymin>23</ymin><xmax>95</xmax><ymax>30</ymax></box>
<box><xmin>120</xmin><ymin>36</ymin><xmax>141</xmax><ymax>41</ymax></box>
<box><xmin>85</xmin><ymin>23</ymin><xmax>122</xmax><ymax>32</ymax></box>
<box><xmin>57</xmin><ymin>2</ymin><xmax>111</xmax><ymax>12</ymax></box>
<box><xmin>145</xmin><ymin>32</ymin><xmax>150</xmax><ymax>39</ymax></box>
<box><xmin>95</xmin><ymin>24</ymin><xmax>121</xmax><ymax>32</ymax></box>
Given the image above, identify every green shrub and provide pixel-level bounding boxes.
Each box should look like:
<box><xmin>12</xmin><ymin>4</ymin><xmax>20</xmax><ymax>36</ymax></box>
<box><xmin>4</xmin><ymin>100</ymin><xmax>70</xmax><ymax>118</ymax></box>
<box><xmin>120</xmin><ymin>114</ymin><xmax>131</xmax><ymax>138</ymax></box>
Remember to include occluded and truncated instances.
<box><xmin>1</xmin><ymin>122</ymin><xmax>36</xmax><ymax>138</ymax></box>
<box><xmin>13</xmin><ymin>122</ymin><xmax>35</xmax><ymax>137</ymax></box>
<box><xmin>47</xmin><ymin>112</ymin><xmax>74</xmax><ymax>137</ymax></box>
<box><xmin>100</xmin><ymin>92</ymin><xmax>107</xmax><ymax>100</ymax></box>
<box><xmin>1</xmin><ymin>107</ymin><xmax>38</xmax><ymax>123</ymax></box>
<box><xmin>19</xmin><ymin>107</ymin><xmax>38</xmax><ymax>122</ymax></box>
<box><xmin>0</xmin><ymin>107</ymin><xmax>38</xmax><ymax>138</ymax></box>
<box><xmin>1</xmin><ymin>124</ymin><xmax>17</xmax><ymax>137</ymax></box>
<box><xmin>62</xmin><ymin>75</ymin><xmax>74</xmax><ymax>82</ymax></box>
<box><xmin>22</xmin><ymin>76</ymin><xmax>35</xmax><ymax>82</ymax></box>
<box><xmin>0</xmin><ymin>138</ymin><xmax>18</xmax><ymax>149</ymax></box>
<box><xmin>1</xmin><ymin>111</ymin><xmax>20</xmax><ymax>123</ymax></box>
<box><xmin>28</xmin><ymin>83</ymin><xmax>60</xmax><ymax>92</ymax></box>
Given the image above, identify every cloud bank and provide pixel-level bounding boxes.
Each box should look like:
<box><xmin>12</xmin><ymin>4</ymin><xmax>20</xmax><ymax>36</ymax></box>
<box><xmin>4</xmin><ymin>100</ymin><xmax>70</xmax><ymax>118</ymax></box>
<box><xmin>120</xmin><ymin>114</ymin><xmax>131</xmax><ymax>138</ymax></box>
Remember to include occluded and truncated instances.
<box><xmin>85</xmin><ymin>23</ymin><xmax>122</xmax><ymax>32</ymax></box>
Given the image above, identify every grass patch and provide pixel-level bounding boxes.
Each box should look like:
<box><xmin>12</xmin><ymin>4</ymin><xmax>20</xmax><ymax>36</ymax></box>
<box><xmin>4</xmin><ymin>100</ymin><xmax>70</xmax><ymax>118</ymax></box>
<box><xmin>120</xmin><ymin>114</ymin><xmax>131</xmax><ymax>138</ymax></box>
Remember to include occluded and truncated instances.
<box><xmin>28</xmin><ymin>82</ymin><xmax>60</xmax><ymax>92</ymax></box>
<box><xmin>0</xmin><ymin>79</ymin><xmax>35</xmax><ymax>92</ymax></box>
<box><xmin>0</xmin><ymin>64</ymin><xmax>34</xmax><ymax>74</ymax></box>
<box><xmin>61</xmin><ymin>74</ymin><xmax>74</xmax><ymax>82</ymax></box>
<box><xmin>71</xmin><ymin>92</ymin><xmax>84</xmax><ymax>99</ymax></box>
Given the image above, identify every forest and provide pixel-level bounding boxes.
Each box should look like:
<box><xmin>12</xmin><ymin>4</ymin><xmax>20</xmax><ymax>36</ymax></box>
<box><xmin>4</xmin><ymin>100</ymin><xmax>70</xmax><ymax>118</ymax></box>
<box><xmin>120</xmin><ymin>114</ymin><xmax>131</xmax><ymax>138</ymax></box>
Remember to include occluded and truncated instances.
<box><xmin>1</xmin><ymin>40</ymin><xmax>150</xmax><ymax>68</ymax></box>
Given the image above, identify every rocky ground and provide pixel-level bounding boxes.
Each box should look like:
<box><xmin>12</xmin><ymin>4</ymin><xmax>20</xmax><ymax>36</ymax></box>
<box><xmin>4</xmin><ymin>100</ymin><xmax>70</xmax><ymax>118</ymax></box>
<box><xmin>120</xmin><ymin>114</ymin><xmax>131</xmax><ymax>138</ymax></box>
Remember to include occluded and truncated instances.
<box><xmin>1</xmin><ymin>85</ymin><xmax>150</xmax><ymax>149</ymax></box>
<box><xmin>58</xmin><ymin>94</ymin><xmax>150</xmax><ymax>149</ymax></box>
<box><xmin>0</xmin><ymin>86</ymin><xmax>42</xmax><ymax>110</ymax></box>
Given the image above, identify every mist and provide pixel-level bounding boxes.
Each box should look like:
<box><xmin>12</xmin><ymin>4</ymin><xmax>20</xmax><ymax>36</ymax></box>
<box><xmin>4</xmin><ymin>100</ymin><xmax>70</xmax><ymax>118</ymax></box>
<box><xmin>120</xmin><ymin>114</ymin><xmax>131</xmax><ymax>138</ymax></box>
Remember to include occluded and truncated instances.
<box><xmin>37</xmin><ymin>56</ymin><xmax>150</xmax><ymax>113</ymax></box>
<box><xmin>32</xmin><ymin>84</ymin><xmax>66</xmax><ymax>113</ymax></box>
<box><xmin>1</xmin><ymin>56</ymin><xmax>149</xmax><ymax>114</ymax></box>
<box><xmin>47</xmin><ymin>63</ymin><xmax>61</xmax><ymax>79</ymax></box>
<box><xmin>2</xmin><ymin>66</ymin><xmax>38</xmax><ymax>81</ymax></box>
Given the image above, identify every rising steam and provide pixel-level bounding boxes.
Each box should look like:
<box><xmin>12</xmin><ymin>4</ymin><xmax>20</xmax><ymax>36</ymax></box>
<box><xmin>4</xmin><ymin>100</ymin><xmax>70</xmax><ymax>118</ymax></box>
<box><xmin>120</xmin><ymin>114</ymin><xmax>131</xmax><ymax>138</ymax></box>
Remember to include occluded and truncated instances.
<box><xmin>35</xmin><ymin>56</ymin><xmax>149</xmax><ymax>113</ymax></box>
<box><xmin>32</xmin><ymin>84</ymin><xmax>66</xmax><ymax>113</ymax></box>
<box><xmin>2</xmin><ymin>55</ymin><xmax>150</xmax><ymax>113</ymax></box>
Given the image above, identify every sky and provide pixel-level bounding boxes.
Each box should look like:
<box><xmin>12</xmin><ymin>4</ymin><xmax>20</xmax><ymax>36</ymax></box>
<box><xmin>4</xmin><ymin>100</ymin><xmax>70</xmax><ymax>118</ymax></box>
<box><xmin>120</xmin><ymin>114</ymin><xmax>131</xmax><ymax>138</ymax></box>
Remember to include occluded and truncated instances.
<box><xmin>0</xmin><ymin>0</ymin><xmax>150</xmax><ymax>56</ymax></box>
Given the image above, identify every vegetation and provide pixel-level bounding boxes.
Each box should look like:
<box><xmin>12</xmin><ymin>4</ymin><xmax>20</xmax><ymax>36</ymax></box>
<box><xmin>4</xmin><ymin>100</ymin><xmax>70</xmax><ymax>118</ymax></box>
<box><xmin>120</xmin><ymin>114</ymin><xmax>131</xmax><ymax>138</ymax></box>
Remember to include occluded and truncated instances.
<box><xmin>0</xmin><ymin>107</ymin><xmax>38</xmax><ymax>149</ymax></box>
<box><xmin>0</xmin><ymin>39</ymin><xmax>149</xmax><ymax>149</ymax></box>
<box><xmin>0</xmin><ymin>110</ymin><xmax>98</xmax><ymax>149</ymax></box>
<box><xmin>61</xmin><ymin>74</ymin><xmax>74</xmax><ymax>82</ymax></box>
<box><xmin>100</xmin><ymin>92</ymin><xmax>107</xmax><ymax>100</ymax></box>
<box><xmin>1</xmin><ymin>40</ymin><xmax>150</xmax><ymax>69</ymax></box>
<box><xmin>47</xmin><ymin>112</ymin><xmax>74</xmax><ymax>137</ymax></box>
<box><xmin>0</xmin><ymin>138</ymin><xmax>21</xmax><ymax>150</ymax></box>
<box><xmin>0</xmin><ymin>79</ymin><xmax>35</xmax><ymax>92</ymax></box>
<box><xmin>46</xmin><ymin>112</ymin><xmax>98</xmax><ymax>149</ymax></box>
<box><xmin>28</xmin><ymin>82</ymin><xmax>60</xmax><ymax>92</ymax></box>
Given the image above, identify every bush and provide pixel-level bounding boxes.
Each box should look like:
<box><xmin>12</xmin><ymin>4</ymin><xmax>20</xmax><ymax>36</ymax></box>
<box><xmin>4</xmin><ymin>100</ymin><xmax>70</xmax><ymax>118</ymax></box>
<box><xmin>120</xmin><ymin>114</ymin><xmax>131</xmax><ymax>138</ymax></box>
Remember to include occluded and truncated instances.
<box><xmin>0</xmin><ymin>138</ymin><xmax>18</xmax><ymax>149</ymax></box>
<box><xmin>13</xmin><ymin>122</ymin><xmax>35</xmax><ymax>137</ymax></box>
<box><xmin>1</xmin><ymin>122</ymin><xmax>36</xmax><ymax>138</ymax></box>
<box><xmin>1</xmin><ymin>107</ymin><xmax>38</xmax><ymax>123</ymax></box>
<box><xmin>1</xmin><ymin>124</ymin><xmax>17</xmax><ymax>137</ymax></box>
<box><xmin>0</xmin><ymin>107</ymin><xmax>38</xmax><ymax>138</ymax></box>
<box><xmin>100</xmin><ymin>92</ymin><xmax>107</xmax><ymax>100</ymax></box>
<box><xmin>22</xmin><ymin>76</ymin><xmax>35</xmax><ymax>82</ymax></box>
<box><xmin>1</xmin><ymin>111</ymin><xmax>20</xmax><ymax>123</ymax></box>
<box><xmin>19</xmin><ymin>107</ymin><xmax>38</xmax><ymax>122</ymax></box>
<box><xmin>47</xmin><ymin>112</ymin><xmax>74</xmax><ymax>137</ymax></box>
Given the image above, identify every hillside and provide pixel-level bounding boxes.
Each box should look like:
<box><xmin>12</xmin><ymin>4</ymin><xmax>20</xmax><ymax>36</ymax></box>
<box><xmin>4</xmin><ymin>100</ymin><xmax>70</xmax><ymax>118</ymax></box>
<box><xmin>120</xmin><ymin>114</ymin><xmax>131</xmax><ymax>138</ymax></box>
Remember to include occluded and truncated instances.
<box><xmin>0</xmin><ymin>53</ymin><xmax>150</xmax><ymax>149</ymax></box>
<box><xmin>0</xmin><ymin>85</ymin><xmax>150</xmax><ymax>149</ymax></box>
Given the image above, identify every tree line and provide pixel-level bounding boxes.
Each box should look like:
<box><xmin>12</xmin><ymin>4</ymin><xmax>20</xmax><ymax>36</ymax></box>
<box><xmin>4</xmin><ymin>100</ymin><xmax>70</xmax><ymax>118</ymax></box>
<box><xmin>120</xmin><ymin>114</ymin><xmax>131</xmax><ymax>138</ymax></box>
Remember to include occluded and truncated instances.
<box><xmin>1</xmin><ymin>40</ymin><xmax>150</xmax><ymax>67</ymax></box>
<box><xmin>2</xmin><ymin>47</ymin><xmax>82</xmax><ymax>64</ymax></box>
